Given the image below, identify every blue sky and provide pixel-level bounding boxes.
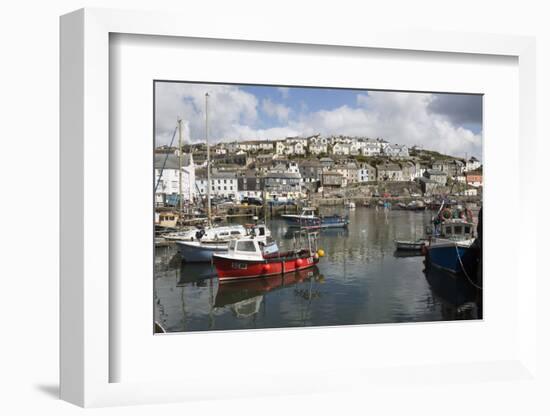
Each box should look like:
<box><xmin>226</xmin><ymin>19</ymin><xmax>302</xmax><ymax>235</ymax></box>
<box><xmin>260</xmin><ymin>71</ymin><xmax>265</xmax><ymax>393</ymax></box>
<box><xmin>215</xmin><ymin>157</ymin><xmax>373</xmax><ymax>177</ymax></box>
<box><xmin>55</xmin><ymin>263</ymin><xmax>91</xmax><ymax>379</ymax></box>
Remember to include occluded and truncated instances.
<box><xmin>155</xmin><ymin>82</ymin><xmax>483</xmax><ymax>159</ymax></box>
<box><xmin>241</xmin><ymin>85</ymin><xmax>362</xmax><ymax>116</ymax></box>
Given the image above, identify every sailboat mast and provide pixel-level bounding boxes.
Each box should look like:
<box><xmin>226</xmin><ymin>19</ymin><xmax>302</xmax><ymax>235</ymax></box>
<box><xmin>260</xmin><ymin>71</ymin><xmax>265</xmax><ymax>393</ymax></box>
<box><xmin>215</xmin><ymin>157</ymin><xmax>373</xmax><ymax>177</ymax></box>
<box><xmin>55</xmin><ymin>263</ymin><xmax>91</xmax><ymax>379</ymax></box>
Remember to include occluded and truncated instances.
<box><xmin>177</xmin><ymin>118</ymin><xmax>183</xmax><ymax>229</ymax></box>
<box><xmin>205</xmin><ymin>93</ymin><xmax>212</xmax><ymax>225</ymax></box>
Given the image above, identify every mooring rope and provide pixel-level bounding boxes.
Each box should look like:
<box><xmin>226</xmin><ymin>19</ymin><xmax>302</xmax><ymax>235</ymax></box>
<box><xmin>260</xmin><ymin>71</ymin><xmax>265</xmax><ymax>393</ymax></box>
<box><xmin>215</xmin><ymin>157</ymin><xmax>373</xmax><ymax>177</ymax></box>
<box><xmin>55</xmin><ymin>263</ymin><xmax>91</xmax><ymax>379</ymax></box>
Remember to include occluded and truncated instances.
<box><xmin>455</xmin><ymin>242</ymin><xmax>482</xmax><ymax>290</ymax></box>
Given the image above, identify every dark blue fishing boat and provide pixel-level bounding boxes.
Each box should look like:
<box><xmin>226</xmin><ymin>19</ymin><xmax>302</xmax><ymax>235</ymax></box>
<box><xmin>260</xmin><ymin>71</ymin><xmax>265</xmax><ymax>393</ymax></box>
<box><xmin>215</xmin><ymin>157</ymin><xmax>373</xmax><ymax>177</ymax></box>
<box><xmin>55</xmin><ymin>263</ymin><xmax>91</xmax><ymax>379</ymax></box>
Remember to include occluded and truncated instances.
<box><xmin>424</xmin><ymin>206</ymin><xmax>476</xmax><ymax>274</ymax></box>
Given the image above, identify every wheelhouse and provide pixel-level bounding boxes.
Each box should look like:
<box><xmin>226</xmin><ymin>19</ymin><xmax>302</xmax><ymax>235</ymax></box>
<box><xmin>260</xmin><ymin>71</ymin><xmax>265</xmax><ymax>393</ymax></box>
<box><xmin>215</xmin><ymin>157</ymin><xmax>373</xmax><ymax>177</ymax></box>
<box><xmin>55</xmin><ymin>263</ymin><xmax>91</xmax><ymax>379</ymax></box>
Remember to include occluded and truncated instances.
<box><xmin>227</xmin><ymin>237</ymin><xmax>278</xmax><ymax>258</ymax></box>
<box><xmin>439</xmin><ymin>220</ymin><xmax>474</xmax><ymax>241</ymax></box>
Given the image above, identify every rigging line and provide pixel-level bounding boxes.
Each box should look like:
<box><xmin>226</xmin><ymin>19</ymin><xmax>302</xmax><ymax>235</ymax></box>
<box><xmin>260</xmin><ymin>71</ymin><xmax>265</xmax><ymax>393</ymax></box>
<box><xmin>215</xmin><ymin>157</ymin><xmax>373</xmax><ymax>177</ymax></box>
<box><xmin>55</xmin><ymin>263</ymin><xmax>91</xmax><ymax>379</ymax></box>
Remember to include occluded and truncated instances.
<box><xmin>154</xmin><ymin>125</ymin><xmax>179</xmax><ymax>193</ymax></box>
<box><xmin>455</xmin><ymin>242</ymin><xmax>482</xmax><ymax>290</ymax></box>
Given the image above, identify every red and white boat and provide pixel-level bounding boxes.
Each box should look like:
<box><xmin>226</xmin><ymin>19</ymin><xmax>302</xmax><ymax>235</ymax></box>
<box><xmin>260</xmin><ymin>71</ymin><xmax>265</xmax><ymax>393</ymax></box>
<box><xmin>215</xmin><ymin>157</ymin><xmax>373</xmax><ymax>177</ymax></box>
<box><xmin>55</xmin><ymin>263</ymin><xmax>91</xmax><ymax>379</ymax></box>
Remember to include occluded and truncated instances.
<box><xmin>212</xmin><ymin>233</ymin><xmax>322</xmax><ymax>281</ymax></box>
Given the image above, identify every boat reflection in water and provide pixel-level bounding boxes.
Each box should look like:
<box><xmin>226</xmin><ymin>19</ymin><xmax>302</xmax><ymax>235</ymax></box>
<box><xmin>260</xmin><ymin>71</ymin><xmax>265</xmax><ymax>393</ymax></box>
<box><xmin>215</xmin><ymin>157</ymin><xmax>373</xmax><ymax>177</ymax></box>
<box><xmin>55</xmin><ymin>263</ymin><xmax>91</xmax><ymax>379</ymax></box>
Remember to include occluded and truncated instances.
<box><xmin>423</xmin><ymin>265</ymin><xmax>481</xmax><ymax>320</ymax></box>
<box><xmin>215</xmin><ymin>267</ymin><xmax>323</xmax><ymax>318</ymax></box>
<box><xmin>176</xmin><ymin>262</ymin><xmax>217</xmax><ymax>285</ymax></box>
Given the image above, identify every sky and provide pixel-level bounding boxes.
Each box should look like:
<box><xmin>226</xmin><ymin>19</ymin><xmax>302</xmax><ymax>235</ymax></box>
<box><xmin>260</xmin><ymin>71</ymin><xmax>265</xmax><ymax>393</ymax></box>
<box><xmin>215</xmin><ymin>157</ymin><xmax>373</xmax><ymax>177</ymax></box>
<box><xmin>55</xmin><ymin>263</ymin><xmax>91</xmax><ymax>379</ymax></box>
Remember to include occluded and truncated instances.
<box><xmin>154</xmin><ymin>82</ymin><xmax>483</xmax><ymax>159</ymax></box>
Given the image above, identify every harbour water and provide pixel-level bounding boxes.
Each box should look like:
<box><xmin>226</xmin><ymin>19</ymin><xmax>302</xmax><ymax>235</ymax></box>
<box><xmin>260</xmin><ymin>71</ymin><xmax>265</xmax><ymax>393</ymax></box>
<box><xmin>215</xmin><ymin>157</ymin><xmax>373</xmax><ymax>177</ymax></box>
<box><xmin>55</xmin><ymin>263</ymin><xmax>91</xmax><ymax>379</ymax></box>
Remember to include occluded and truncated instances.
<box><xmin>154</xmin><ymin>207</ymin><xmax>481</xmax><ymax>333</ymax></box>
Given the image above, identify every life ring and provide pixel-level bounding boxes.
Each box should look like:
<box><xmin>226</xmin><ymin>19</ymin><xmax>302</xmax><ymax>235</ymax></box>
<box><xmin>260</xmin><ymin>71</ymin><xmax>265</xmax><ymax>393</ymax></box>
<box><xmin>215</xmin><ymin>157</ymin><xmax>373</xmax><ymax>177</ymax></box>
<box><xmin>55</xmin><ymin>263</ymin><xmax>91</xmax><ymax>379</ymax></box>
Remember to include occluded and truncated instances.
<box><xmin>440</xmin><ymin>208</ymin><xmax>452</xmax><ymax>220</ymax></box>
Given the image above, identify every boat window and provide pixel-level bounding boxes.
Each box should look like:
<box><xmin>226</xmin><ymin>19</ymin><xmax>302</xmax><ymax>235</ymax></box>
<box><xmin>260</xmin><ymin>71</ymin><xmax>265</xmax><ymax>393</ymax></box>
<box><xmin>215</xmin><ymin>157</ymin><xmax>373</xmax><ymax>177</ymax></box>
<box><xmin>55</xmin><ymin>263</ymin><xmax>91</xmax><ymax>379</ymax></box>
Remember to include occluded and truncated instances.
<box><xmin>464</xmin><ymin>226</ymin><xmax>471</xmax><ymax>234</ymax></box>
<box><xmin>445</xmin><ymin>226</ymin><xmax>452</xmax><ymax>235</ymax></box>
<box><xmin>258</xmin><ymin>227</ymin><xmax>265</xmax><ymax>236</ymax></box>
<box><xmin>230</xmin><ymin>230</ymin><xmax>241</xmax><ymax>235</ymax></box>
<box><xmin>453</xmin><ymin>226</ymin><xmax>462</xmax><ymax>235</ymax></box>
<box><xmin>237</xmin><ymin>241</ymin><xmax>256</xmax><ymax>252</ymax></box>
<box><xmin>218</xmin><ymin>232</ymin><xmax>229</xmax><ymax>237</ymax></box>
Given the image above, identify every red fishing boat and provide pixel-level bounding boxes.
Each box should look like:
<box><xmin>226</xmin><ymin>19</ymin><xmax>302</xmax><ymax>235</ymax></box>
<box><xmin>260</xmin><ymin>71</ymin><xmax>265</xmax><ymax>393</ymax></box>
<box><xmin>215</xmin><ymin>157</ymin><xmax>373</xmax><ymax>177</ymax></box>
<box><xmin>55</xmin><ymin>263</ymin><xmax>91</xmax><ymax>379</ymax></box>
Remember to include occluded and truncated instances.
<box><xmin>212</xmin><ymin>232</ymin><xmax>324</xmax><ymax>281</ymax></box>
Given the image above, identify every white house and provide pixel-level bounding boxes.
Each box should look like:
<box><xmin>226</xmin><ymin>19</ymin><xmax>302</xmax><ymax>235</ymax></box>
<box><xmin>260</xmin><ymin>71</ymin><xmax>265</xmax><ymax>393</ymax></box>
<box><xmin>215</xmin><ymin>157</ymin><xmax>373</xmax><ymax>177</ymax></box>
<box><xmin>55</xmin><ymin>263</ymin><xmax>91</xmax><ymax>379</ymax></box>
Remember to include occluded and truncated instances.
<box><xmin>383</xmin><ymin>144</ymin><xmax>409</xmax><ymax>158</ymax></box>
<box><xmin>154</xmin><ymin>153</ymin><xmax>196</xmax><ymax>206</ymax></box>
<box><xmin>293</xmin><ymin>142</ymin><xmax>306</xmax><ymax>155</ymax></box>
<box><xmin>332</xmin><ymin>143</ymin><xmax>351</xmax><ymax>156</ymax></box>
<box><xmin>360</xmin><ymin>143</ymin><xmax>382</xmax><ymax>156</ymax></box>
<box><xmin>214</xmin><ymin>146</ymin><xmax>227</xmax><ymax>155</ymax></box>
<box><xmin>196</xmin><ymin>170</ymin><xmax>238</xmax><ymax>199</ymax></box>
<box><xmin>465</xmin><ymin>156</ymin><xmax>482</xmax><ymax>172</ymax></box>
<box><xmin>309</xmin><ymin>142</ymin><xmax>328</xmax><ymax>155</ymax></box>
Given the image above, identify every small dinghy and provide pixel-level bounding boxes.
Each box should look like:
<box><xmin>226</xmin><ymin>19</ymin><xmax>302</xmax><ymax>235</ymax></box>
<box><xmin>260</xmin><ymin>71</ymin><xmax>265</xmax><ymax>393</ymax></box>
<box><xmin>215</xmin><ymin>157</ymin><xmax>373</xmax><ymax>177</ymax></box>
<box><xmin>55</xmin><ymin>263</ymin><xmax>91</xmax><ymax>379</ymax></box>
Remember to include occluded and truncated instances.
<box><xmin>394</xmin><ymin>239</ymin><xmax>428</xmax><ymax>251</ymax></box>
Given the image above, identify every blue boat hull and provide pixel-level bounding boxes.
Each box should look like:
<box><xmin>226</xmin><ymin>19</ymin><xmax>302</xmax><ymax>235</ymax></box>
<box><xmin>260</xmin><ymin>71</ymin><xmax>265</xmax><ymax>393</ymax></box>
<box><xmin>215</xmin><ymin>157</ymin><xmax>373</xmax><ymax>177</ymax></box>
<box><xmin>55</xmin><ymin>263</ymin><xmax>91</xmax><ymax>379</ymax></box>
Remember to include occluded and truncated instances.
<box><xmin>426</xmin><ymin>244</ymin><xmax>468</xmax><ymax>274</ymax></box>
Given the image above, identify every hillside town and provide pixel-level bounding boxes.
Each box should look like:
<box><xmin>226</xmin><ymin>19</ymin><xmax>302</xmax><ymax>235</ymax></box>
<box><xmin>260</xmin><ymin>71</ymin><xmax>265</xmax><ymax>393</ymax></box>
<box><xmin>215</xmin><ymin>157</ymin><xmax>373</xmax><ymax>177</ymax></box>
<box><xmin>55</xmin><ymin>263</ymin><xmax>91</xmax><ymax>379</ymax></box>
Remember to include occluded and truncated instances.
<box><xmin>154</xmin><ymin>134</ymin><xmax>483</xmax><ymax>208</ymax></box>
<box><xmin>153</xmin><ymin>87</ymin><xmax>483</xmax><ymax>335</ymax></box>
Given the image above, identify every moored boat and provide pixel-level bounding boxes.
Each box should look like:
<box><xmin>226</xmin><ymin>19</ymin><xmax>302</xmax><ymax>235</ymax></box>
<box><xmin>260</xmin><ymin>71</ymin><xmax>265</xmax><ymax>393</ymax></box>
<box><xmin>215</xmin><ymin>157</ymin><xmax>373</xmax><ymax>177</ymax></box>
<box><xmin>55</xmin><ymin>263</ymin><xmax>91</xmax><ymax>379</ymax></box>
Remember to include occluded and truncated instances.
<box><xmin>176</xmin><ymin>240</ymin><xmax>230</xmax><ymax>262</ymax></box>
<box><xmin>282</xmin><ymin>208</ymin><xmax>349</xmax><ymax>229</ymax></box>
<box><xmin>212</xmin><ymin>232</ymin><xmax>323</xmax><ymax>281</ymax></box>
<box><xmin>345</xmin><ymin>201</ymin><xmax>356</xmax><ymax>210</ymax></box>
<box><xmin>163</xmin><ymin>227</ymin><xmax>200</xmax><ymax>241</ymax></box>
<box><xmin>394</xmin><ymin>239</ymin><xmax>428</xmax><ymax>251</ymax></box>
<box><xmin>281</xmin><ymin>207</ymin><xmax>319</xmax><ymax>227</ymax></box>
<box><xmin>176</xmin><ymin>223</ymin><xmax>272</xmax><ymax>262</ymax></box>
<box><xmin>424</xmin><ymin>218</ymin><xmax>476</xmax><ymax>274</ymax></box>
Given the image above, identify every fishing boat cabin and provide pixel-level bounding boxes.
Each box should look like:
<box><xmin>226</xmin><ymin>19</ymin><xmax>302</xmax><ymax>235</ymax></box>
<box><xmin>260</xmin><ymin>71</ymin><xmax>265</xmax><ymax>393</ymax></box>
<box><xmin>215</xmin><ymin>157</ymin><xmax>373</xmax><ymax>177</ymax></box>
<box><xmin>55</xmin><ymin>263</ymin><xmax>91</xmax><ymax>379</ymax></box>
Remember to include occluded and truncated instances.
<box><xmin>434</xmin><ymin>219</ymin><xmax>475</xmax><ymax>242</ymax></box>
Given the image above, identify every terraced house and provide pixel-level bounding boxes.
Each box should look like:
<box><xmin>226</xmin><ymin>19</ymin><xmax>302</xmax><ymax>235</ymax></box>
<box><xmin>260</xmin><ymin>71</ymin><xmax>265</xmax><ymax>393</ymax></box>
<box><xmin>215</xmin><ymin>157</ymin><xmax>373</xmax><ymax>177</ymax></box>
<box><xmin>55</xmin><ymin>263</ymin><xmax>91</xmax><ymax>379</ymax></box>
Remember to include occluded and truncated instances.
<box><xmin>377</xmin><ymin>163</ymin><xmax>403</xmax><ymax>181</ymax></box>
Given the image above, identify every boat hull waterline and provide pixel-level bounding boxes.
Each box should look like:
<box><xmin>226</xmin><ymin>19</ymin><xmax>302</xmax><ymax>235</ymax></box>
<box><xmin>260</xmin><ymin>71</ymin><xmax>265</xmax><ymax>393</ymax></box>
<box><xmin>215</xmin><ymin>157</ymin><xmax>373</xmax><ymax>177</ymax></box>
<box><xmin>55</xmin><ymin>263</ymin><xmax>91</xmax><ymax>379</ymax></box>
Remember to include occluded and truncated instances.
<box><xmin>213</xmin><ymin>250</ymin><xmax>319</xmax><ymax>281</ymax></box>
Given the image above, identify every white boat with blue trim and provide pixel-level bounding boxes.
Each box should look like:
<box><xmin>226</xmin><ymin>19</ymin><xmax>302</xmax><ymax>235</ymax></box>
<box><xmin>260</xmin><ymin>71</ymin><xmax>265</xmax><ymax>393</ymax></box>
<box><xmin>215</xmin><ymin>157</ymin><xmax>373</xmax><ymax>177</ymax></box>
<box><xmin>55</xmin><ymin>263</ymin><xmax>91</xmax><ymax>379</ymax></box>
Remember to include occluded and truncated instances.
<box><xmin>176</xmin><ymin>224</ymin><xmax>272</xmax><ymax>262</ymax></box>
<box><xmin>281</xmin><ymin>208</ymin><xmax>349</xmax><ymax>229</ymax></box>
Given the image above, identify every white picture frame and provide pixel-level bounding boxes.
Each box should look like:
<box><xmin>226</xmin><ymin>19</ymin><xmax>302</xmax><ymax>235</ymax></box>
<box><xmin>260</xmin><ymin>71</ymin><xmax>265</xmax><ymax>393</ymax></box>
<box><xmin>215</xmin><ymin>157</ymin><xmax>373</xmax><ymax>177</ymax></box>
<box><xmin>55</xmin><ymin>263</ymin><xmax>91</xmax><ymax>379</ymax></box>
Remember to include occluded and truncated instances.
<box><xmin>60</xmin><ymin>8</ymin><xmax>537</xmax><ymax>407</ymax></box>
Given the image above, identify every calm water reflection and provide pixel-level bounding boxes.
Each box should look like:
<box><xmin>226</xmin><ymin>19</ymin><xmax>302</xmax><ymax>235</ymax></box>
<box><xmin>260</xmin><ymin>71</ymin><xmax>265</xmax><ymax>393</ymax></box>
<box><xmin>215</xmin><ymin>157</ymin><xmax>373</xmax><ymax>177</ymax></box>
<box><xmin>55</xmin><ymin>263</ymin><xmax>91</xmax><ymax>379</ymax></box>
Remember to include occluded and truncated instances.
<box><xmin>154</xmin><ymin>207</ymin><xmax>480</xmax><ymax>332</ymax></box>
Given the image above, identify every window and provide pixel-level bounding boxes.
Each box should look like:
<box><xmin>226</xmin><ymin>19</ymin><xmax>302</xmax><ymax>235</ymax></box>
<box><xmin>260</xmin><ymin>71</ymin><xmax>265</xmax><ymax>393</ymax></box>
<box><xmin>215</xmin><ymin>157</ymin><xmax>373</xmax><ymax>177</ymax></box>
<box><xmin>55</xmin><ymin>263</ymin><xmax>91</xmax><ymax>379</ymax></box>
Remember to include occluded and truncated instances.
<box><xmin>445</xmin><ymin>226</ymin><xmax>452</xmax><ymax>235</ymax></box>
<box><xmin>453</xmin><ymin>226</ymin><xmax>462</xmax><ymax>235</ymax></box>
<box><xmin>230</xmin><ymin>230</ymin><xmax>242</xmax><ymax>236</ymax></box>
<box><xmin>237</xmin><ymin>241</ymin><xmax>256</xmax><ymax>252</ymax></box>
<box><xmin>464</xmin><ymin>226</ymin><xmax>471</xmax><ymax>234</ymax></box>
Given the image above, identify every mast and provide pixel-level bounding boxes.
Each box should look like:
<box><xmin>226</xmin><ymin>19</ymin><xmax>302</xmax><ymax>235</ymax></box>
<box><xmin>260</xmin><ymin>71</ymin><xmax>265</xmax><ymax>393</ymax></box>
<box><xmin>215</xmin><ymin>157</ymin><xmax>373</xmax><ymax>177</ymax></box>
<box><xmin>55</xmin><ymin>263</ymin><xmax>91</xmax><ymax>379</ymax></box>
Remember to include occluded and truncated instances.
<box><xmin>177</xmin><ymin>118</ymin><xmax>183</xmax><ymax>229</ymax></box>
<box><xmin>205</xmin><ymin>93</ymin><xmax>212</xmax><ymax>225</ymax></box>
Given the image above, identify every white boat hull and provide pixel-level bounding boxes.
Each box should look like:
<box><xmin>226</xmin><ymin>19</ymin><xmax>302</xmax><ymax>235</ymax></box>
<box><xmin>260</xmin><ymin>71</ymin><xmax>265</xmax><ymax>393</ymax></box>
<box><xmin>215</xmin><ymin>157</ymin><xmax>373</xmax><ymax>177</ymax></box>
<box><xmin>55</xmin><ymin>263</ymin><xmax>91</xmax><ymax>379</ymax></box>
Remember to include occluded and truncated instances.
<box><xmin>176</xmin><ymin>241</ymin><xmax>228</xmax><ymax>262</ymax></box>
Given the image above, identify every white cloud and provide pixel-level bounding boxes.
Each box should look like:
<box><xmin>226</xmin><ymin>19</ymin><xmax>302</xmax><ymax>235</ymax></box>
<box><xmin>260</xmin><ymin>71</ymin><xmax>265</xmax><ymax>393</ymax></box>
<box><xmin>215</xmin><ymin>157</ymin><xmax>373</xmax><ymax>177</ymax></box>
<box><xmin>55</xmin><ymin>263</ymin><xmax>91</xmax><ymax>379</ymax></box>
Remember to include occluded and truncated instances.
<box><xmin>155</xmin><ymin>84</ymin><xmax>482</xmax><ymax>159</ymax></box>
<box><xmin>287</xmin><ymin>91</ymin><xmax>481</xmax><ymax>158</ymax></box>
<box><xmin>261</xmin><ymin>98</ymin><xmax>290</xmax><ymax>122</ymax></box>
<box><xmin>155</xmin><ymin>82</ymin><xmax>258</xmax><ymax>144</ymax></box>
